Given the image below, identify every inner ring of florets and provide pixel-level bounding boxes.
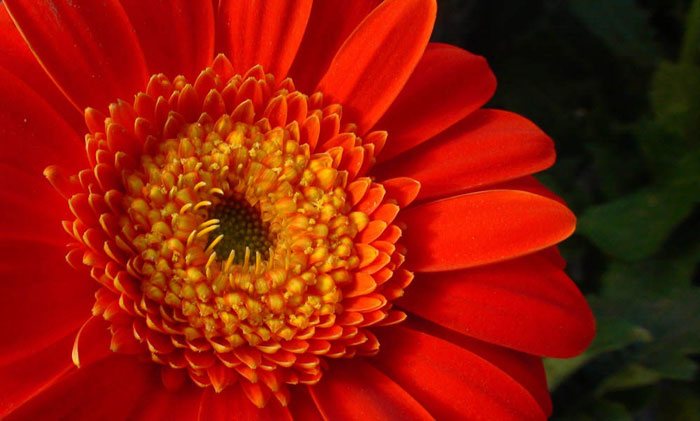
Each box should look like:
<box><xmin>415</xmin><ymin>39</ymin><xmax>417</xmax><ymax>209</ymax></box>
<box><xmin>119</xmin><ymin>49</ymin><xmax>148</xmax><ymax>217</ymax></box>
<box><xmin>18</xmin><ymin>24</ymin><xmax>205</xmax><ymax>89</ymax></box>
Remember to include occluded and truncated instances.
<box><xmin>127</xmin><ymin>118</ymin><xmax>361</xmax><ymax>347</ymax></box>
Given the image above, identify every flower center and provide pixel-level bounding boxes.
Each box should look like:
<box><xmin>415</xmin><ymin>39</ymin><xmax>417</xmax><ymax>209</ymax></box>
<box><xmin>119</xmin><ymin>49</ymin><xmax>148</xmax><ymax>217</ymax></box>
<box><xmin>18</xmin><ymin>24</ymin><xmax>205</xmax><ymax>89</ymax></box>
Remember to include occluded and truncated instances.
<box><xmin>207</xmin><ymin>198</ymin><xmax>272</xmax><ymax>264</ymax></box>
<box><xmin>53</xmin><ymin>56</ymin><xmax>416</xmax><ymax>407</ymax></box>
<box><xmin>129</xmin><ymin>118</ymin><xmax>357</xmax><ymax>347</ymax></box>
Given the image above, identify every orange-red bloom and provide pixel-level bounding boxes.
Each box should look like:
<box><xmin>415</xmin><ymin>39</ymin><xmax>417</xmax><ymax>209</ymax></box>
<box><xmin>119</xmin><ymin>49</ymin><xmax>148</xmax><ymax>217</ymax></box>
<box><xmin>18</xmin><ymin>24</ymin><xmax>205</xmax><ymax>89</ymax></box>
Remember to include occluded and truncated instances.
<box><xmin>0</xmin><ymin>0</ymin><xmax>595</xmax><ymax>419</ymax></box>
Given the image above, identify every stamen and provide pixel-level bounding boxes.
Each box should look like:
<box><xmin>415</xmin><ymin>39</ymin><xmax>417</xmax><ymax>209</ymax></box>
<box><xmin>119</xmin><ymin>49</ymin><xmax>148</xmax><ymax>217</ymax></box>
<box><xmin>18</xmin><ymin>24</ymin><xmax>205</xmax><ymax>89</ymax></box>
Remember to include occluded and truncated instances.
<box><xmin>198</xmin><ymin>219</ymin><xmax>220</xmax><ymax>230</ymax></box>
<box><xmin>180</xmin><ymin>203</ymin><xmax>193</xmax><ymax>214</ymax></box>
<box><xmin>194</xmin><ymin>181</ymin><xmax>207</xmax><ymax>192</ymax></box>
<box><xmin>197</xmin><ymin>224</ymin><xmax>219</xmax><ymax>238</ymax></box>
<box><xmin>224</xmin><ymin>249</ymin><xmax>235</xmax><ymax>273</ymax></box>
<box><xmin>194</xmin><ymin>200</ymin><xmax>212</xmax><ymax>211</ymax></box>
<box><xmin>206</xmin><ymin>234</ymin><xmax>225</xmax><ymax>254</ymax></box>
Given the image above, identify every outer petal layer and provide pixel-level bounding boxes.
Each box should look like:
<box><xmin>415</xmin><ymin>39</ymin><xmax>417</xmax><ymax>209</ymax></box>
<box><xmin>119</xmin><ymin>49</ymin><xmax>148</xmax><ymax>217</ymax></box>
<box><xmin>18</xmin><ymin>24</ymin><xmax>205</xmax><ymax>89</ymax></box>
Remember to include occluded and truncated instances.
<box><xmin>405</xmin><ymin>317</ymin><xmax>553</xmax><ymax>416</ymax></box>
<box><xmin>4</xmin><ymin>0</ymin><xmax>148</xmax><ymax>110</ymax></box>
<box><xmin>317</xmin><ymin>0</ymin><xmax>436</xmax><ymax>132</ymax></box>
<box><xmin>0</xmin><ymin>335</ymin><xmax>75</xmax><ymax>418</ymax></box>
<box><xmin>120</xmin><ymin>0</ymin><xmax>215</xmax><ymax>79</ymax></box>
<box><xmin>375</xmin><ymin>110</ymin><xmax>555</xmax><ymax>201</ymax></box>
<box><xmin>373</xmin><ymin>326</ymin><xmax>547</xmax><ymax>420</ymax></box>
<box><xmin>0</xmin><ymin>241</ymin><xmax>95</xmax><ymax>364</ymax></box>
<box><xmin>401</xmin><ymin>190</ymin><xmax>576</xmax><ymax>272</ymax></box>
<box><xmin>4</xmin><ymin>356</ymin><xmax>154</xmax><ymax>420</ymax></box>
<box><xmin>288</xmin><ymin>0</ymin><xmax>381</xmax><ymax>92</ymax></box>
<box><xmin>399</xmin><ymin>253</ymin><xmax>596</xmax><ymax>357</ymax></box>
<box><xmin>377</xmin><ymin>44</ymin><xmax>496</xmax><ymax>161</ymax></box>
<box><xmin>196</xmin><ymin>386</ymin><xmax>291</xmax><ymax>420</ymax></box>
<box><xmin>0</xmin><ymin>6</ymin><xmax>83</xmax><ymax>131</ymax></box>
<box><xmin>310</xmin><ymin>360</ymin><xmax>432</xmax><ymax>420</ymax></box>
<box><xmin>217</xmin><ymin>0</ymin><xmax>312</xmax><ymax>78</ymax></box>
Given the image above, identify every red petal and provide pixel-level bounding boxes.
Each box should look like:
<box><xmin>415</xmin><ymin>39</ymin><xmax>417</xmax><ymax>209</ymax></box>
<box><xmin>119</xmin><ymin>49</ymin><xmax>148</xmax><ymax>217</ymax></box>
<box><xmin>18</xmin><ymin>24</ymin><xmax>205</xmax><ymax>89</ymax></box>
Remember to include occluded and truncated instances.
<box><xmin>382</xmin><ymin>177</ymin><xmax>421</xmax><ymax>207</ymax></box>
<box><xmin>71</xmin><ymin>316</ymin><xmax>112</xmax><ymax>369</ymax></box>
<box><xmin>405</xmin><ymin>317</ymin><xmax>553</xmax><ymax>416</ymax></box>
<box><xmin>288</xmin><ymin>387</ymin><xmax>324</xmax><ymax>421</ymax></box>
<box><xmin>0</xmin><ymin>241</ymin><xmax>95</xmax><ymax>364</ymax></box>
<box><xmin>0</xmin><ymin>166</ymin><xmax>71</xmax><ymax>244</ymax></box>
<box><xmin>217</xmin><ymin>0</ymin><xmax>312</xmax><ymax>78</ymax></box>
<box><xmin>316</xmin><ymin>0</ymin><xmax>436</xmax><ymax>132</ymax></box>
<box><xmin>0</xmin><ymin>64</ymin><xmax>83</xmax><ymax>254</ymax></box>
<box><xmin>288</xmin><ymin>0</ymin><xmax>381</xmax><ymax>92</ymax></box>
<box><xmin>4</xmin><ymin>0</ymin><xmax>149</xmax><ymax>111</ymax></box>
<box><xmin>0</xmin><ymin>334</ymin><xmax>75</xmax><ymax>418</ymax></box>
<box><xmin>474</xmin><ymin>175</ymin><xmax>566</xmax><ymax>205</ymax></box>
<box><xmin>0</xmin><ymin>66</ymin><xmax>82</xmax><ymax>171</ymax></box>
<box><xmin>0</xmin><ymin>6</ymin><xmax>83</xmax><ymax>131</ymax></box>
<box><xmin>401</xmin><ymin>190</ymin><xmax>576</xmax><ymax>272</ymax></box>
<box><xmin>373</xmin><ymin>326</ymin><xmax>547</xmax><ymax>420</ymax></box>
<box><xmin>196</xmin><ymin>386</ymin><xmax>292</xmax><ymax>421</ymax></box>
<box><xmin>120</xmin><ymin>0</ymin><xmax>215</xmax><ymax>79</ymax></box>
<box><xmin>375</xmin><ymin>110</ymin><xmax>555</xmax><ymax>201</ymax></box>
<box><xmin>377</xmin><ymin>44</ymin><xmax>496</xmax><ymax>161</ymax></box>
<box><xmin>5</xmin><ymin>355</ymin><xmax>155</xmax><ymax>420</ymax></box>
<box><xmin>310</xmin><ymin>360</ymin><xmax>432</xmax><ymax>420</ymax></box>
<box><xmin>399</xmin><ymin>253</ymin><xmax>595</xmax><ymax>357</ymax></box>
<box><xmin>130</xmin><ymin>384</ymin><xmax>203</xmax><ymax>421</ymax></box>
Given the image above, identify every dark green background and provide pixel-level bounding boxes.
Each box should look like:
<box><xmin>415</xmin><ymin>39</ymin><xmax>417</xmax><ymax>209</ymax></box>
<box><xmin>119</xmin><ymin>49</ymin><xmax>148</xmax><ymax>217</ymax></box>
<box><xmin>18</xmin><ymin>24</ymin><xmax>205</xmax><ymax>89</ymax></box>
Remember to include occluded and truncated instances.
<box><xmin>433</xmin><ymin>0</ymin><xmax>700</xmax><ymax>419</ymax></box>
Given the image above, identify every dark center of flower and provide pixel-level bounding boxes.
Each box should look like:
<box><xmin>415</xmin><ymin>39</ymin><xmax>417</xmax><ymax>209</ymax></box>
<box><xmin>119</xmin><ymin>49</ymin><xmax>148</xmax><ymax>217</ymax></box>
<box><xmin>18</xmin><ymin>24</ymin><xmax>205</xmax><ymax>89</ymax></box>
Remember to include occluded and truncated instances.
<box><xmin>207</xmin><ymin>197</ymin><xmax>273</xmax><ymax>264</ymax></box>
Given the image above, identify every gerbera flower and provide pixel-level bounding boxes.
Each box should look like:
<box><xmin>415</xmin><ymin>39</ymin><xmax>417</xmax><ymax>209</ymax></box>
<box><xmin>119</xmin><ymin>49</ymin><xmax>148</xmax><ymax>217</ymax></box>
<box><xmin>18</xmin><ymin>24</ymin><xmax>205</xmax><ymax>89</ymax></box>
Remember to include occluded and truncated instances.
<box><xmin>0</xmin><ymin>0</ymin><xmax>595</xmax><ymax>419</ymax></box>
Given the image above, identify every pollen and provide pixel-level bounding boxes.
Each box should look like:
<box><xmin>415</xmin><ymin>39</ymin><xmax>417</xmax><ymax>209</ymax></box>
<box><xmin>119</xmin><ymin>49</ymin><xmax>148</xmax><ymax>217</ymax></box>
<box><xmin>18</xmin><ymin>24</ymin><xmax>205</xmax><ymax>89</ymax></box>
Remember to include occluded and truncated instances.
<box><xmin>51</xmin><ymin>55</ymin><xmax>418</xmax><ymax>408</ymax></box>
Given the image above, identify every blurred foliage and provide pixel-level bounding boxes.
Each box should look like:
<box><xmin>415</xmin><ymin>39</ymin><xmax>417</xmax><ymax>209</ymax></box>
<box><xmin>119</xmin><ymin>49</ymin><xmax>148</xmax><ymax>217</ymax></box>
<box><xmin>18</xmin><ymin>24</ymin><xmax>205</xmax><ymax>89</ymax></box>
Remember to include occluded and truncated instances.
<box><xmin>434</xmin><ymin>0</ymin><xmax>700</xmax><ymax>419</ymax></box>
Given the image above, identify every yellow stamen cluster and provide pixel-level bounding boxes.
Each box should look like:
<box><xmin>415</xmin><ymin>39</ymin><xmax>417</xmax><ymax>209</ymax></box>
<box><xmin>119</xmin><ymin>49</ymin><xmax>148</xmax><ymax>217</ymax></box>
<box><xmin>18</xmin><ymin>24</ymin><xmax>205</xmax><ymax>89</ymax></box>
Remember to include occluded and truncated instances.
<box><xmin>125</xmin><ymin>118</ymin><xmax>362</xmax><ymax>348</ymax></box>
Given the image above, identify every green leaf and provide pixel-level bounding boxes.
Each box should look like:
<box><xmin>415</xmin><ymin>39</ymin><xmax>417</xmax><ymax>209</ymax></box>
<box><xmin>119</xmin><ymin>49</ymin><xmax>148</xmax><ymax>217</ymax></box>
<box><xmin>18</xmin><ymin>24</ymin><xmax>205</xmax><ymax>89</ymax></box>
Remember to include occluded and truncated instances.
<box><xmin>589</xmin><ymin>289</ymin><xmax>700</xmax><ymax>387</ymax></box>
<box><xmin>596</xmin><ymin>364</ymin><xmax>662</xmax><ymax>395</ymax></box>
<box><xmin>569</xmin><ymin>0</ymin><xmax>658</xmax><ymax>64</ymax></box>
<box><xmin>681</xmin><ymin>0</ymin><xmax>700</xmax><ymax>65</ymax></box>
<box><xmin>578</xmin><ymin>187</ymin><xmax>694</xmax><ymax>260</ymax></box>
<box><xmin>600</xmin><ymin>246</ymin><xmax>700</xmax><ymax>299</ymax></box>
<box><xmin>636</xmin><ymin>120</ymin><xmax>687</xmax><ymax>180</ymax></box>
<box><xmin>650</xmin><ymin>61</ymin><xmax>700</xmax><ymax>140</ymax></box>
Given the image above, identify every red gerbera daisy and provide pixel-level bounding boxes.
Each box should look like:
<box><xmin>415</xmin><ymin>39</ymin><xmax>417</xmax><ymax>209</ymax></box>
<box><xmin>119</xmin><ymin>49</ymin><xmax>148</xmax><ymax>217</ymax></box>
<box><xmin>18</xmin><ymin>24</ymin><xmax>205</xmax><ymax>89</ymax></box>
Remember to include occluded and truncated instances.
<box><xmin>0</xmin><ymin>0</ymin><xmax>595</xmax><ymax>419</ymax></box>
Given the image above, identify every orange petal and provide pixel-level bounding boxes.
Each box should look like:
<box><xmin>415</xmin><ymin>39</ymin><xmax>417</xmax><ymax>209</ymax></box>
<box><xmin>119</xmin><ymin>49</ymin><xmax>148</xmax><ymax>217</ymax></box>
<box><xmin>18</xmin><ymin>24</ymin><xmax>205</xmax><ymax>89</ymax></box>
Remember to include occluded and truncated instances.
<box><xmin>197</xmin><ymin>385</ymin><xmax>292</xmax><ymax>420</ymax></box>
<box><xmin>316</xmin><ymin>0</ymin><xmax>436</xmax><ymax>132</ymax></box>
<box><xmin>377</xmin><ymin>44</ymin><xmax>496</xmax><ymax>161</ymax></box>
<box><xmin>374</xmin><ymin>326</ymin><xmax>547</xmax><ymax>420</ymax></box>
<box><xmin>401</xmin><ymin>190</ymin><xmax>575</xmax><ymax>271</ymax></box>
<box><xmin>0</xmin><ymin>6</ymin><xmax>83</xmax><ymax>130</ymax></box>
<box><xmin>218</xmin><ymin>0</ymin><xmax>312</xmax><ymax>78</ymax></box>
<box><xmin>119</xmin><ymin>0</ymin><xmax>214</xmax><ymax>79</ymax></box>
<box><xmin>310</xmin><ymin>360</ymin><xmax>432</xmax><ymax>420</ymax></box>
<box><xmin>375</xmin><ymin>110</ymin><xmax>555</xmax><ymax>201</ymax></box>
<box><xmin>288</xmin><ymin>0</ymin><xmax>381</xmax><ymax>92</ymax></box>
<box><xmin>399</xmin><ymin>252</ymin><xmax>595</xmax><ymax>357</ymax></box>
<box><xmin>4</xmin><ymin>0</ymin><xmax>149</xmax><ymax>111</ymax></box>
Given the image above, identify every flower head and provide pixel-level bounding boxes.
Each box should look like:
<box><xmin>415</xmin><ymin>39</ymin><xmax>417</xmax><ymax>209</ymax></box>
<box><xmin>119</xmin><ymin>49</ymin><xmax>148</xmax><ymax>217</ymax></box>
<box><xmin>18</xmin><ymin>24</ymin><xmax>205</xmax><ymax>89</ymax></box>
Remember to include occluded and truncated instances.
<box><xmin>0</xmin><ymin>0</ymin><xmax>594</xmax><ymax>419</ymax></box>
